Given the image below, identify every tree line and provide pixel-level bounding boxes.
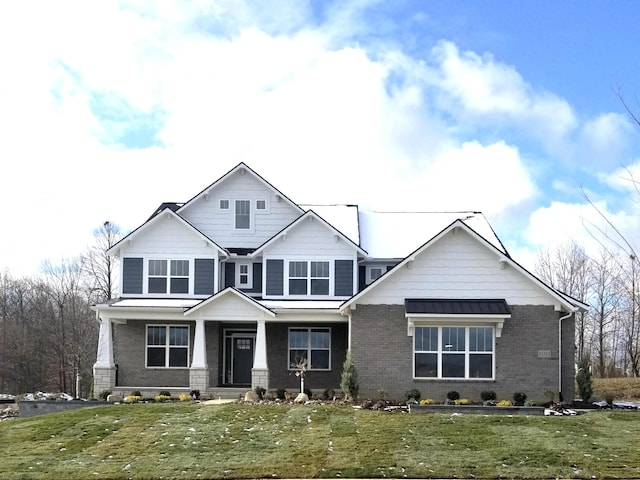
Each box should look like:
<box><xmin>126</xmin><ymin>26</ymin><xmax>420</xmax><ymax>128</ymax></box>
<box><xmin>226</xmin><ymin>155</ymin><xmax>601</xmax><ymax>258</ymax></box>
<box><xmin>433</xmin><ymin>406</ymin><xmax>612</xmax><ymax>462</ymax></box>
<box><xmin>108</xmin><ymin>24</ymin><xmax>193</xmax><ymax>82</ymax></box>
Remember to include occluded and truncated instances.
<box><xmin>0</xmin><ymin>222</ymin><xmax>120</xmax><ymax>397</ymax></box>
<box><xmin>536</xmin><ymin>241</ymin><xmax>640</xmax><ymax>377</ymax></box>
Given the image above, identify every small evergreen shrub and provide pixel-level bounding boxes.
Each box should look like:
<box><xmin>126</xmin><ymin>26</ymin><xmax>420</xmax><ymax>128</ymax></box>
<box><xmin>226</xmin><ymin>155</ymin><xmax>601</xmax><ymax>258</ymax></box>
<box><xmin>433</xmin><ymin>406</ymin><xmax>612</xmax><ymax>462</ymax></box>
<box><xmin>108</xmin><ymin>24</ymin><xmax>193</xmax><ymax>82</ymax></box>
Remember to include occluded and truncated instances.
<box><xmin>323</xmin><ymin>388</ymin><xmax>336</xmax><ymax>400</ymax></box>
<box><xmin>513</xmin><ymin>392</ymin><xmax>527</xmax><ymax>405</ymax></box>
<box><xmin>576</xmin><ymin>355</ymin><xmax>593</xmax><ymax>402</ymax></box>
<box><xmin>377</xmin><ymin>389</ymin><xmax>389</xmax><ymax>400</ymax></box>
<box><xmin>190</xmin><ymin>389</ymin><xmax>200</xmax><ymax>400</ymax></box>
<box><xmin>480</xmin><ymin>390</ymin><xmax>496</xmax><ymax>401</ymax></box>
<box><xmin>254</xmin><ymin>386</ymin><xmax>267</xmax><ymax>400</ymax></box>
<box><xmin>129</xmin><ymin>390</ymin><xmax>142</xmax><ymax>397</ymax></box>
<box><xmin>405</xmin><ymin>388</ymin><xmax>421</xmax><ymax>402</ymax></box>
<box><xmin>276</xmin><ymin>388</ymin><xmax>287</xmax><ymax>400</ymax></box>
<box><xmin>303</xmin><ymin>387</ymin><xmax>312</xmax><ymax>398</ymax></box>
<box><xmin>340</xmin><ymin>351</ymin><xmax>359</xmax><ymax>401</ymax></box>
<box><xmin>158</xmin><ymin>391</ymin><xmax>171</xmax><ymax>397</ymax></box>
<box><xmin>446</xmin><ymin>390</ymin><xmax>460</xmax><ymax>401</ymax></box>
<box><xmin>98</xmin><ymin>390</ymin><xmax>112</xmax><ymax>400</ymax></box>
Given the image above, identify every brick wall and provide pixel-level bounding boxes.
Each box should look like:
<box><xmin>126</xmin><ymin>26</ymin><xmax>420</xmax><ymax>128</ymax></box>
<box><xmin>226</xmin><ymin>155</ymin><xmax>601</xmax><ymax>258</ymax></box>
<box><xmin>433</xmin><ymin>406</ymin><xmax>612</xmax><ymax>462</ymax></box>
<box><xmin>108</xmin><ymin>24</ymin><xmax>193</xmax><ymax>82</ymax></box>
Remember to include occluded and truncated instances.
<box><xmin>266</xmin><ymin>323</ymin><xmax>347</xmax><ymax>393</ymax></box>
<box><xmin>350</xmin><ymin>304</ymin><xmax>575</xmax><ymax>403</ymax></box>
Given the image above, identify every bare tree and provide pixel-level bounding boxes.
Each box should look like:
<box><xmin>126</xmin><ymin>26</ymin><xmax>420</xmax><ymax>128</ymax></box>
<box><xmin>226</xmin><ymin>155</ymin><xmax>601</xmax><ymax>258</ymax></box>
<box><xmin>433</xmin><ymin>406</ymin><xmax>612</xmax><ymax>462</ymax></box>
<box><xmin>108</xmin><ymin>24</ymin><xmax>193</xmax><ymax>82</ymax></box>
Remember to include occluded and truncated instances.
<box><xmin>82</xmin><ymin>221</ymin><xmax>122</xmax><ymax>303</ymax></box>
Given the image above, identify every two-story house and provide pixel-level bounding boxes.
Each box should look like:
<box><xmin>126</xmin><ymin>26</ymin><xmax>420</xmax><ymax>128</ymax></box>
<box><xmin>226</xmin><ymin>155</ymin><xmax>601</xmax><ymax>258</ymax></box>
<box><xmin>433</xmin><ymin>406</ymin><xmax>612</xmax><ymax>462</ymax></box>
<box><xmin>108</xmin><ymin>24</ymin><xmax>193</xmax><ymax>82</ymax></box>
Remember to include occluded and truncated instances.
<box><xmin>93</xmin><ymin>163</ymin><xmax>587</xmax><ymax>401</ymax></box>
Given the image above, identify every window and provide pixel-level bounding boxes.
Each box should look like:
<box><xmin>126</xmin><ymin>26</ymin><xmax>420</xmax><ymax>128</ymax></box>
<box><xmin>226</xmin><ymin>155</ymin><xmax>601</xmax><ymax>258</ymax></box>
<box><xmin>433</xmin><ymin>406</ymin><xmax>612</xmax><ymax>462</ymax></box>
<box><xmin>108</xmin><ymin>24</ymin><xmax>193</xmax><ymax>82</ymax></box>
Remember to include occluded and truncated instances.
<box><xmin>235</xmin><ymin>200</ymin><xmax>250</xmax><ymax>229</ymax></box>
<box><xmin>289</xmin><ymin>328</ymin><xmax>331</xmax><ymax>370</ymax></box>
<box><xmin>370</xmin><ymin>267</ymin><xmax>383</xmax><ymax>282</ymax></box>
<box><xmin>256</xmin><ymin>199</ymin><xmax>266</xmax><ymax>210</ymax></box>
<box><xmin>147</xmin><ymin>325</ymin><xmax>189</xmax><ymax>368</ymax></box>
<box><xmin>414</xmin><ymin>326</ymin><xmax>494</xmax><ymax>379</ymax></box>
<box><xmin>237</xmin><ymin>263</ymin><xmax>252</xmax><ymax>289</ymax></box>
<box><xmin>219</xmin><ymin>199</ymin><xmax>229</xmax><ymax>210</ymax></box>
<box><xmin>288</xmin><ymin>260</ymin><xmax>330</xmax><ymax>295</ymax></box>
<box><xmin>147</xmin><ymin>259</ymin><xmax>190</xmax><ymax>294</ymax></box>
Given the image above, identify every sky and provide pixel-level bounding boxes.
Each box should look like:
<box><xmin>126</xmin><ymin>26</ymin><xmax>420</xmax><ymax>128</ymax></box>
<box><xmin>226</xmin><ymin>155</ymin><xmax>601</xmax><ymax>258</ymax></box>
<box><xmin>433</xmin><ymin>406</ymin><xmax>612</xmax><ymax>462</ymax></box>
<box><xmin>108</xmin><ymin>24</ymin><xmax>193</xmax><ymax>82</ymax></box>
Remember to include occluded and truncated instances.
<box><xmin>2</xmin><ymin>0</ymin><xmax>640</xmax><ymax>277</ymax></box>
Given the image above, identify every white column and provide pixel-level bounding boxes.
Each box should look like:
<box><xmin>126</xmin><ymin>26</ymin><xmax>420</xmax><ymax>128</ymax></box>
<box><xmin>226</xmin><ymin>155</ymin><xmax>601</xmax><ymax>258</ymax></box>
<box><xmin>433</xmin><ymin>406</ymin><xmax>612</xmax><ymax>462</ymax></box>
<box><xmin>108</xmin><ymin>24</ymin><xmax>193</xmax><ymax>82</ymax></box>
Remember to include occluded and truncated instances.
<box><xmin>191</xmin><ymin>318</ymin><xmax>207</xmax><ymax>368</ymax></box>
<box><xmin>253</xmin><ymin>319</ymin><xmax>268</xmax><ymax>369</ymax></box>
<box><xmin>94</xmin><ymin>315</ymin><xmax>114</xmax><ymax>368</ymax></box>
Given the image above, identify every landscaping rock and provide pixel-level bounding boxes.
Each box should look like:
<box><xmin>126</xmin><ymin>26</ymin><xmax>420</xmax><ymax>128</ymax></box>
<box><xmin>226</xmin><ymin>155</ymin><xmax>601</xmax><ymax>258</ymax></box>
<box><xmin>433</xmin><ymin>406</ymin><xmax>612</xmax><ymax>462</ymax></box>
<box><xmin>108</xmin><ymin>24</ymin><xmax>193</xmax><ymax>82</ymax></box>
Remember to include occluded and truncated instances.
<box><xmin>244</xmin><ymin>390</ymin><xmax>259</xmax><ymax>402</ymax></box>
<box><xmin>107</xmin><ymin>394</ymin><xmax>123</xmax><ymax>403</ymax></box>
<box><xmin>294</xmin><ymin>393</ymin><xmax>309</xmax><ymax>404</ymax></box>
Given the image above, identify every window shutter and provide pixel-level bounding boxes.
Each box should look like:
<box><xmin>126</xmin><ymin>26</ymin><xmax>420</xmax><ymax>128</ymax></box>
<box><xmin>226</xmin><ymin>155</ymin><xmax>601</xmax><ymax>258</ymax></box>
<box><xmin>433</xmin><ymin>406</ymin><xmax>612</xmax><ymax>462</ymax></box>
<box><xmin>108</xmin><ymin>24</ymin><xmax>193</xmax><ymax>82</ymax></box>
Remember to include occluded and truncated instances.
<box><xmin>122</xmin><ymin>257</ymin><xmax>143</xmax><ymax>295</ymax></box>
<box><xmin>224</xmin><ymin>262</ymin><xmax>235</xmax><ymax>288</ymax></box>
<box><xmin>252</xmin><ymin>262</ymin><xmax>263</xmax><ymax>293</ymax></box>
<box><xmin>194</xmin><ymin>259</ymin><xmax>215</xmax><ymax>295</ymax></box>
<box><xmin>266</xmin><ymin>259</ymin><xmax>283</xmax><ymax>295</ymax></box>
<box><xmin>335</xmin><ymin>260</ymin><xmax>354</xmax><ymax>296</ymax></box>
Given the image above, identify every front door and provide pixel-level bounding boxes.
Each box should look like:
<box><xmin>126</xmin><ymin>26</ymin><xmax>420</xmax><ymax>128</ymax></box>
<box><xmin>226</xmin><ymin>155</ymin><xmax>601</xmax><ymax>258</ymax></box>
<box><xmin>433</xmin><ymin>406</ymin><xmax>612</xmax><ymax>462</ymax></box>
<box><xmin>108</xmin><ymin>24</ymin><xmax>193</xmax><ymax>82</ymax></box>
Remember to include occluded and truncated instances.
<box><xmin>232</xmin><ymin>336</ymin><xmax>254</xmax><ymax>385</ymax></box>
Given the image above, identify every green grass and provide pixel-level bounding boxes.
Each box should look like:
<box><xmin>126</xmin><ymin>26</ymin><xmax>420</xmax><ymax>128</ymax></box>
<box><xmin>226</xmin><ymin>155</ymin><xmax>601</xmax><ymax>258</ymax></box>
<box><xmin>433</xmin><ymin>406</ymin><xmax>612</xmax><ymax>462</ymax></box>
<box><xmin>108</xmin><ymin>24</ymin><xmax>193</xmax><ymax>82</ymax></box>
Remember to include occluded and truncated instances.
<box><xmin>1</xmin><ymin>403</ymin><xmax>640</xmax><ymax>479</ymax></box>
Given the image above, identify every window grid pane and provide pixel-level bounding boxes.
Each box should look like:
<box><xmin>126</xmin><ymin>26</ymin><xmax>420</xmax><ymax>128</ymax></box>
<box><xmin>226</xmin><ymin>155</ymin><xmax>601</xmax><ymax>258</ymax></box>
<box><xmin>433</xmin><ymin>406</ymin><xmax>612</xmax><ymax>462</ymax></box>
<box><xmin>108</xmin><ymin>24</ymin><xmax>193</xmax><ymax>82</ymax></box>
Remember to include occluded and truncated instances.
<box><xmin>289</xmin><ymin>328</ymin><xmax>330</xmax><ymax>370</ymax></box>
<box><xmin>235</xmin><ymin>200</ymin><xmax>250</xmax><ymax>229</ymax></box>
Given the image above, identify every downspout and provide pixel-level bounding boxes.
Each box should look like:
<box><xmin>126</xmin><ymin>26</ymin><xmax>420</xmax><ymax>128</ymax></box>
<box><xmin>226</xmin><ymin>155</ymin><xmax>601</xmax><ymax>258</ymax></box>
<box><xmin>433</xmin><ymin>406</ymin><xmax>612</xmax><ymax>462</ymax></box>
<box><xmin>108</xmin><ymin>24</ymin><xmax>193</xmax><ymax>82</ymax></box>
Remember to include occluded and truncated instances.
<box><xmin>558</xmin><ymin>309</ymin><xmax>576</xmax><ymax>400</ymax></box>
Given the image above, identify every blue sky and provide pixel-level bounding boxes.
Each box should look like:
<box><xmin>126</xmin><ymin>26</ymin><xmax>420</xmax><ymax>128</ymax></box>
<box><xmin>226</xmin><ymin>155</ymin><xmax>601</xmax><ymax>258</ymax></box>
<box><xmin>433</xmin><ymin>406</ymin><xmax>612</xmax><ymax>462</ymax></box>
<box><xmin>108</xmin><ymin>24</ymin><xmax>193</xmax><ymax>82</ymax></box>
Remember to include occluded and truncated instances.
<box><xmin>1</xmin><ymin>0</ymin><xmax>640</xmax><ymax>276</ymax></box>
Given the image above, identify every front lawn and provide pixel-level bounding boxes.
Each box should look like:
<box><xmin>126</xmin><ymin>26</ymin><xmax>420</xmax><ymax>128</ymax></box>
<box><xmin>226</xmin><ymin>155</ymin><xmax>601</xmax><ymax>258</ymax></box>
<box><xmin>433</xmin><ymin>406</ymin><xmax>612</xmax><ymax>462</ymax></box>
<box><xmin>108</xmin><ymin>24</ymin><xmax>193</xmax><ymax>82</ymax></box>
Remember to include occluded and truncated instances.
<box><xmin>1</xmin><ymin>402</ymin><xmax>639</xmax><ymax>479</ymax></box>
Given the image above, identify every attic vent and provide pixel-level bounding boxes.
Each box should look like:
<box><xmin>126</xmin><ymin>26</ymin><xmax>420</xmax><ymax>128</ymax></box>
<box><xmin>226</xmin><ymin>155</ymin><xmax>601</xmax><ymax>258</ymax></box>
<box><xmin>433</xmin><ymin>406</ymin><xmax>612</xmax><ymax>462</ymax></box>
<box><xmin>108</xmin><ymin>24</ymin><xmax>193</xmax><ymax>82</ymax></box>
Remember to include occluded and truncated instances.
<box><xmin>538</xmin><ymin>350</ymin><xmax>552</xmax><ymax>358</ymax></box>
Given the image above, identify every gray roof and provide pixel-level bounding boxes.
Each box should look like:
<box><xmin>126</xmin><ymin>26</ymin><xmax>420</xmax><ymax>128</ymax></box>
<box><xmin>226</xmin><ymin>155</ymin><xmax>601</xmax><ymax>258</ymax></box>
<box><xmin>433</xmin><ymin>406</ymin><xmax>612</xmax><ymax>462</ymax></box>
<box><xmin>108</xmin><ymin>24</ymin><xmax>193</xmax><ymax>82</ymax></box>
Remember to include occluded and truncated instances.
<box><xmin>405</xmin><ymin>298</ymin><xmax>511</xmax><ymax>315</ymax></box>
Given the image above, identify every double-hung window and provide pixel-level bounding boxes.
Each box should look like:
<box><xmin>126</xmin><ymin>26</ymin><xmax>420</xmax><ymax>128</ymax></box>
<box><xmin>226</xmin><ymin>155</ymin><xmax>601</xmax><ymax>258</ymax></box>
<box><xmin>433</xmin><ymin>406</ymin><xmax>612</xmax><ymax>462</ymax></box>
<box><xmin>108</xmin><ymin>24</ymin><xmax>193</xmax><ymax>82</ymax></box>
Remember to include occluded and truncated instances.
<box><xmin>414</xmin><ymin>326</ymin><xmax>494</xmax><ymax>379</ymax></box>
<box><xmin>237</xmin><ymin>263</ymin><xmax>252</xmax><ymax>288</ymax></box>
<box><xmin>289</xmin><ymin>327</ymin><xmax>331</xmax><ymax>370</ymax></box>
<box><xmin>235</xmin><ymin>200</ymin><xmax>251</xmax><ymax>229</ymax></box>
<box><xmin>288</xmin><ymin>260</ymin><xmax>330</xmax><ymax>295</ymax></box>
<box><xmin>146</xmin><ymin>325</ymin><xmax>189</xmax><ymax>368</ymax></box>
<box><xmin>147</xmin><ymin>259</ymin><xmax>190</xmax><ymax>294</ymax></box>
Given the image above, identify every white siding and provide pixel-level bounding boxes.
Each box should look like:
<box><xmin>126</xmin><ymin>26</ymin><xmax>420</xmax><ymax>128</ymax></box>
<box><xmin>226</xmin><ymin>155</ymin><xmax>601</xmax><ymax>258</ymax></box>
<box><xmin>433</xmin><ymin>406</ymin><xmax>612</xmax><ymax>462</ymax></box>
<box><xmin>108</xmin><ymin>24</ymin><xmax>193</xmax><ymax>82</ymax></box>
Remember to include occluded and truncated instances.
<box><xmin>188</xmin><ymin>295</ymin><xmax>271</xmax><ymax>321</ymax></box>
<box><xmin>179</xmin><ymin>170</ymin><xmax>301</xmax><ymax>248</ymax></box>
<box><xmin>121</xmin><ymin>214</ymin><xmax>220</xmax><ymax>258</ymax></box>
<box><xmin>358</xmin><ymin>228</ymin><xmax>556</xmax><ymax>306</ymax></box>
<box><xmin>264</xmin><ymin>217</ymin><xmax>358</xmax><ymax>257</ymax></box>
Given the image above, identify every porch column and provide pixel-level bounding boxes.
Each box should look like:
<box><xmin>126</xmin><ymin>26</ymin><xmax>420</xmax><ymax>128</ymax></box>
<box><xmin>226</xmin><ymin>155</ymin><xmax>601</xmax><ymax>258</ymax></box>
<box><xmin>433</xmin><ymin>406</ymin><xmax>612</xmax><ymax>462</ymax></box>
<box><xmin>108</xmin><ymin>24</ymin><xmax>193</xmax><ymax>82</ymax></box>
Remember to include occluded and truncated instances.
<box><xmin>93</xmin><ymin>314</ymin><xmax>116</xmax><ymax>395</ymax></box>
<box><xmin>252</xmin><ymin>318</ymin><xmax>269</xmax><ymax>390</ymax></box>
<box><xmin>190</xmin><ymin>318</ymin><xmax>209</xmax><ymax>392</ymax></box>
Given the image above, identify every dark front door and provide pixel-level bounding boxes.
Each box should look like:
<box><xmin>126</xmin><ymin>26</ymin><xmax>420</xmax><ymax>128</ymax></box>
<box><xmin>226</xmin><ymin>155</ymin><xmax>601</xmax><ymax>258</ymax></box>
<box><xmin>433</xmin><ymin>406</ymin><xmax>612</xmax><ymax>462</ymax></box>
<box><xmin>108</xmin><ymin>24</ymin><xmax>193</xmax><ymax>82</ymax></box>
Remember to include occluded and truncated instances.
<box><xmin>232</xmin><ymin>336</ymin><xmax>254</xmax><ymax>385</ymax></box>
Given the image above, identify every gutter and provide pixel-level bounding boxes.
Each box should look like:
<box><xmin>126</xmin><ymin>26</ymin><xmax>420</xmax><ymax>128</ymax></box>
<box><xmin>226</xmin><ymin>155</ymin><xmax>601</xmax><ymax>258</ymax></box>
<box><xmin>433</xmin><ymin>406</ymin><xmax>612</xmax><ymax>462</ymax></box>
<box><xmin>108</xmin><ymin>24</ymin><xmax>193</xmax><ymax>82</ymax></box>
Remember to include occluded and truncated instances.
<box><xmin>558</xmin><ymin>309</ymin><xmax>576</xmax><ymax>400</ymax></box>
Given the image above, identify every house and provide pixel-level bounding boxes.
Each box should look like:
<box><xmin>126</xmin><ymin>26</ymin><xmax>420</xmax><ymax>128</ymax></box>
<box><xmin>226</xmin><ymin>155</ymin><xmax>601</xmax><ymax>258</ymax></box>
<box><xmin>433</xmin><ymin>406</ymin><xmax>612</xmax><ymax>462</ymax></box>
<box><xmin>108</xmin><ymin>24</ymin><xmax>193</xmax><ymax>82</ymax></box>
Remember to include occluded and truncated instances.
<box><xmin>93</xmin><ymin>162</ymin><xmax>587</xmax><ymax>401</ymax></box>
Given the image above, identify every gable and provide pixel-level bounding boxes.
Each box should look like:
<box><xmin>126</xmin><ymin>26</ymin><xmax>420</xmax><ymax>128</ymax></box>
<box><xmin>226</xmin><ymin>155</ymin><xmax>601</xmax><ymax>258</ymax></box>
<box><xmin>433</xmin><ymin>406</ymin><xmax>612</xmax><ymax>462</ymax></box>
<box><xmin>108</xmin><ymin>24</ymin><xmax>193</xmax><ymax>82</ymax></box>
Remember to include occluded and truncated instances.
<box><xmin>262</xmin><ymin>213</ymin><xmax>361</xmax><ymax>258</ymax></box>
<box><xmin>347</xmin><ymin>225</ymin><xmax>565</xmax><ymax>308</ymax></box>
<box><xmin>185</xmin><ymin>289</ymin><xmax>274</xmax><ymax>321</ymax></box>
<box><xmin>118</xmin><ymin>211</ymin><xmax>222</xmax><ymax>257</ymax></box>
<box><xmin>178</xmin><ymin>164</ymin><xmax>303</xmax><ymax>248</ymax></box>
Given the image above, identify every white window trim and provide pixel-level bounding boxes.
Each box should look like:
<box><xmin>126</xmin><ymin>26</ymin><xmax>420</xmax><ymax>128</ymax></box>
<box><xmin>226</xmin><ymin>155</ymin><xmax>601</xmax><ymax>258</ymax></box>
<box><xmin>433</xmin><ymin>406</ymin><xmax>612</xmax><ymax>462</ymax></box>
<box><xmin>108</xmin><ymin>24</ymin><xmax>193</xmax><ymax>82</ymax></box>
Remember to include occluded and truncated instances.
<box><xmin>288</xmin><ymin>327</ymin><xmax>331</xmax><ymax>371</ymax></box>
<box><xmin>411</xmin><ymin>324</ymin><xmax>495</xmax><ymax>380</ymax></box>
<box><xmin>236</xmin><ymin>263</ymin><xmax>253</xmax><ymax>289</ymax></box>
<box><xmin>145</xmin><ymin>324</ymin><xmax>190</xmax><ymax>369</ymax></box>
<box><xmin>285</xmin><ymin>259</ymin><xmax>333</xmax><ymax>297</ymax></box>
<box><xmin>143</xmin><ymin>257</ymin><xmax>194</xmax><ymax>296</ymax></box>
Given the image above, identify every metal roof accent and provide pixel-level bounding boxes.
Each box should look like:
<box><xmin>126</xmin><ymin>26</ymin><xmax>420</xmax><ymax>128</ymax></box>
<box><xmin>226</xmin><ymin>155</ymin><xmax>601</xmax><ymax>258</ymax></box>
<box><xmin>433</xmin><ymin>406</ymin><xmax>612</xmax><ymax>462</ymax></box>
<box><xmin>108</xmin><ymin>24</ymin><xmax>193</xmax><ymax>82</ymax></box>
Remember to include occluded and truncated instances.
<box><xmin>405</xmin><ymin>298</ymin><xmax>511</xmax><ymax>315</ymax></box>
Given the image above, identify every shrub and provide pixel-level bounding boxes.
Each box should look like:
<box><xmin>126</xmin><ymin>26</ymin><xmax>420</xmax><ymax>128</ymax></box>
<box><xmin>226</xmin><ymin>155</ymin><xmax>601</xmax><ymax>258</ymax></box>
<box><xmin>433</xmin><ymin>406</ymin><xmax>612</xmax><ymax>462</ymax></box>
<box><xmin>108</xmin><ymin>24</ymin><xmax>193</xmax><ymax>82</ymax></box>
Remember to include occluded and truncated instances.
<box><xmin>98</xmin><ymin>390</ymin><xmax>112</xmax><ymax>400</ymax></box>
<box><xmin>497</xmin><ymin>399</ymin><xmax>513</xmax><ymax>406</ymax></box>
<box><xmin>179</xmin><ymin>393</ymin><xmax>193</xmax><ymax>402</ymax></box>
<box><xmin>254</xmin><ymin>386</ymin><xmax>267</xmax><ymax>400</ymax></box>
<box><xmin>455</xmin><ymin>398</ymin><xmax>471</xmax><ymax>405</ymax></box>
<box><xmin>124</xmin><ymin>395</ymin><xmax>142</xmax><ymax>403</ymax></box>
<box><xmin>129</xmin><ymin>390</ymin><xmax>142</xmax><ymax>397</ymax></box>
<box><xmin>377</xmin><ymin>389</ymin><xmax>389</xmax><ymax>400</ymax></box>
<box><xmin>303</xmin><ymin>387</ymin><xmax>312</xmax><ymax>398</ymax></box>
<box><xmin>405</xmin><ymin>389</ymin><xmax>421</xmax><ymax>402</ymax></box>
<box><xmin>189</xmin><ymin>389</ymin><xmax>200</xmax><ymax>400</ymax></box>
<box><xmin>276</xmin><ymin>388</ymin><xmax>287</xmax><ymax>400</ymax></box>
<box><xmin>323</xmin><ymin>388</ymin><xmax>336</xmax><ymax>400</ymax></box>
<box><xmin>480</xmin><ymin>390</ymin><xmax>496</xmax><ymax>401</ymax></box>
<box><xmin>446</xmin><ymin>390</ymin><xmax>460</xmax><ymax>401</ymax></box>
<box><xmin>155</xmin><ymin>395</ymin><xmax>171</xmax><ymax>402</ymax></box>
<box><xmin>513</xmin><ymin>392</ymin><xmax>527</xmax><ymax>405</ymax></box>
<box><xmin>340</xmin><ymin>351</ymin><xmax>359</xmax><ymax>401</ymax></box>
<box><xmin>158</xmin><ymin>390</ymin><xmax>171</xmax><ymax>397</ymax></box>
<box><xmin>419</xmin><ymin>398</ymin><xmax>435</xmax><ymax>405</ymax></box>
<box><xmin>576</xmin><ymin>355</ymin><xmax>593</xmax><ymax>402</ymax></box>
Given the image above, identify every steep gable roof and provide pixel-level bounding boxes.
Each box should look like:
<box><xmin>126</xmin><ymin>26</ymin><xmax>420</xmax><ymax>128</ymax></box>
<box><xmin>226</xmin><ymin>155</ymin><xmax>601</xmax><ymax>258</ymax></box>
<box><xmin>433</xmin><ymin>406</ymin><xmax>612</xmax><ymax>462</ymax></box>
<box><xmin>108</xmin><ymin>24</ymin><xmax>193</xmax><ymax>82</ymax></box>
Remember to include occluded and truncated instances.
<box><xmin>108</xmin><ymin>208</ymin><xmax>228</xmax><ymax>257</ymax></box>
<box><xmin>177</xmin><ymin>162</ymin><xmax>304</xmax><ymax>216</ymax></box>
<box><xmin>340</xmin><ymin>219</ymin><xmax>587</xmax><ymax>314</ymax></box>
<box><xmin>250</xmin><ymin>209</ymin><xmax>368</xmax><ymax>257</ymax></box>
<box><xmin>184</xmin><ymin>287</ymin><xmax>275</xmax><ymax>318</ymax></box>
